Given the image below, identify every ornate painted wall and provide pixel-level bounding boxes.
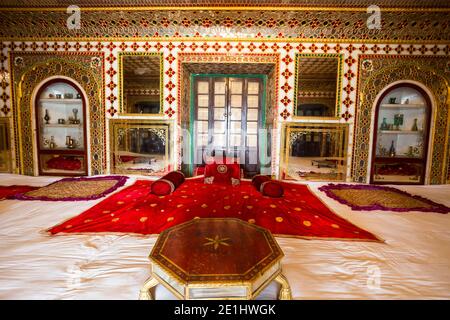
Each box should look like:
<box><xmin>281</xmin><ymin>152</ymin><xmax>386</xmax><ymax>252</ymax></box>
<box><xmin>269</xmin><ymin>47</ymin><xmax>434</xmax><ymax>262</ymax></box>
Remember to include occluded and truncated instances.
<box><xmin>8</xmin><ymin>52</ymin><xmax>106</xmax><ymax>175</ymax></box>
<box><xmin>0</xmin><ymin>7</ymin><xmax>449</xmax><ymax>182</ymax></box>
<box><xmin>352</xmin><ymin>55</ymin><xmax>450</xmax><ymax>184</ymax></box>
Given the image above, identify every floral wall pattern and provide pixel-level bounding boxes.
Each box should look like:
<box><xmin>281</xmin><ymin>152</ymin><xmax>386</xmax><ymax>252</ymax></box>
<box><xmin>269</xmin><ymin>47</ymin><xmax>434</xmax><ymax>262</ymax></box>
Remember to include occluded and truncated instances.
<box><xmin>0</xmin><ymin>7</ymin><xmax>449</xmax><ymax>182</ymax></box>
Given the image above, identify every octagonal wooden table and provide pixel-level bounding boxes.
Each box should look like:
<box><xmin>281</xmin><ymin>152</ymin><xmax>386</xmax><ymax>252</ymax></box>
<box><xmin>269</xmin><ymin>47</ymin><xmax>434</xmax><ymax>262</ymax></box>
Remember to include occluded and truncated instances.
<box><xmin>139</xmin><ymin>218</ymin><xmax>292</xmax><ymax>300</ymax></box>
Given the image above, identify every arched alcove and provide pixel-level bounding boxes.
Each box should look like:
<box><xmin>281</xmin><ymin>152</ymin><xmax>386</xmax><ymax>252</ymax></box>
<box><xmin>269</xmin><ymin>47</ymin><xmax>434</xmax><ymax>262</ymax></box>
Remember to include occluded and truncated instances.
<box><xmin>10</xmin><ymin>53</ymin><xmax>106</xmax><ymax>176</ymax></box>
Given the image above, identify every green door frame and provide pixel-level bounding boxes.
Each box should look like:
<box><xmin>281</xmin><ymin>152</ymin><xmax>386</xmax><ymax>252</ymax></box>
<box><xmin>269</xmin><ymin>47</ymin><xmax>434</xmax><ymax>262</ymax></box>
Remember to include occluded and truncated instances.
<box><xmin>189</xmin><ymin>73</ymin><xmax>267</xmax><ymax>176</ymax></box>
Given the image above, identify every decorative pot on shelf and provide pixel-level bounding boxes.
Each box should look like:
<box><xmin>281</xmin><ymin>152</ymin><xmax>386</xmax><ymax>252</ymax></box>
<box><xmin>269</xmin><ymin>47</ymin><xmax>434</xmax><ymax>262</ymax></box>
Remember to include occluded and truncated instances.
<box><xmin>411</xmin><ymin>118</ymin><xmax>419</xmax><ymax>131</ymax></box>
<box><xmin>49</xmin><ymin>136</ymin><xmax>56</xmax><ymax>149</ymax></box>
<box><xmin>380</xmin><ymin>118</ymin><xmax>388</xmax><ymax>130</ymax></box>
<box><xmin>66</xmin><ymin>135</ymin><xmax>77</xmax><ymax>149</ymax></box>
<box><xmin>72</xmin><ymin>108</ymin><xmax>80</xmax><ymax>124</ymax></box>
<box><xmin>44</xmin><ymin>109</ymin><xmax>50</xmax><ymax>124</ymax></box>
<box><xmin>394</xmin><ymin>114</ymin><xmax>403</xmax><ymax>130</ymax></box>
<box><xmin>389</xmin><ymin>140</ymin><xmax>396</xmax><ymax>157</ymax></box>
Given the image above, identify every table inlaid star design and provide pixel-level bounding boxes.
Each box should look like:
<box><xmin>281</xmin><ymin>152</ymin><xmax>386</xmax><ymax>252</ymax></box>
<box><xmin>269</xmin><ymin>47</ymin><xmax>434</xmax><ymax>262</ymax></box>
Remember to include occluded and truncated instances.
<box><xmin>139</xmin><ymin>218</ymin><xmax>292</xmax><ymax>300</ymax></box>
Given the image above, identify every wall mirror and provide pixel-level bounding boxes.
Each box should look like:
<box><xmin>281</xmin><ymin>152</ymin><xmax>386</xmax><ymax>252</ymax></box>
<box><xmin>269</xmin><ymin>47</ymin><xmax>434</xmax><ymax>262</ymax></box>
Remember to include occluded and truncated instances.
<box><xmin>109</xmin><ymin>119</ymin><xmax>172</xmax><ymax>176</ymax></box>
<box><xmin>294</xmin><ymin>54</ymin><xmax>342</xmax><ymax>118</ymax></box>
<box><xmin>280</xmin><ymin>123</ymin><xmax>348</xmax><ymax>182</ymax></box>
<box><xmin>119</xmin><ymin>53</ymin><xmax>163</xmax><ymax>115</ymax></box>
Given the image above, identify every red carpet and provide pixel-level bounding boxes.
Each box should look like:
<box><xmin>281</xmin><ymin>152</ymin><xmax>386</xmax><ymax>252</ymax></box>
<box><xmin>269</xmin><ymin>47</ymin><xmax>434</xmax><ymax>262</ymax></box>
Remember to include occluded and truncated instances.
<box><xmin>48</xmin><ymin>178</ymin><xmax>380</xmax><ymax>242</ymax></box>
<box><xmin>0</xmin><ymin>185</ymin><xmax>38</xmax><ymax>200</ymax></box>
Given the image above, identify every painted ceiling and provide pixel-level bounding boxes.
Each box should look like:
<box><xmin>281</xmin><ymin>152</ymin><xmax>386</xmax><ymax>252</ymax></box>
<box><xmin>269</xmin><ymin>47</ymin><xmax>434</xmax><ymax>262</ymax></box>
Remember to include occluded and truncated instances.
<box><xmin>1</xmin><ymin>0</ymin><xmax>449</xmax><ymax>8</ymax></box>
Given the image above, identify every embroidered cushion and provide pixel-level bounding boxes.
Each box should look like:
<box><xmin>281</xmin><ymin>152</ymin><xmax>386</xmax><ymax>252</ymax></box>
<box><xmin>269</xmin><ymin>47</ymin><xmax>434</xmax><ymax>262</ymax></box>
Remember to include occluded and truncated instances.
<box><xmin>194</xmin><ymin>166</ymin><xmax>206</xmax><ymax>176</ymax></box>
<box><xmin>204</xmin><ymin>163</ymin><xmax>241</xmax><ymax>185</ymax></box>
<box><xmin>151</xmin><ymin>171</ymin><xmax>185</xmax><ymax>195</ymax></box>
<box><xmin>204</xmin><ymin>156</ymin><xmax>240</xmax><ymax>165</ymax></box>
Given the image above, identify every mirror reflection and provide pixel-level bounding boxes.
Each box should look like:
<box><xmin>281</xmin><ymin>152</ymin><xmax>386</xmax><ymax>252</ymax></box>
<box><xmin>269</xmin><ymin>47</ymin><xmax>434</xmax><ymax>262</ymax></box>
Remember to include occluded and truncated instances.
<box><xmin>295</xmin><ymin>56</ymin><xmax>340</xmax><ymax>117</ymax></box>
<box><xmin>110</xmin><ymin>120</ymin><xmax>171</xmax><ymax>176</ymax></box>
<box><xmin>281</xmin><ymin>124</ymin><xmax>348</xmax><ymax>182</ymax></box>
<box><xmin>121</xmin><ymin>54</ymin><xmax>162</xmax><ymax>114</ymax></box>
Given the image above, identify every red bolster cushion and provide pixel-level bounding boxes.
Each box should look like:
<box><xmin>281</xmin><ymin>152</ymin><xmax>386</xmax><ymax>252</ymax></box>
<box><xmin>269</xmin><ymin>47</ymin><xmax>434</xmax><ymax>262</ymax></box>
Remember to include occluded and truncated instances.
<box><xmin>151</xmin><ymin>171</ymin><xmax>185</xmax><ymax>195</ymax></box>
<box><xmin>251</xmin><ymin>175</ymin><xmax>271</xmax><ymax>190</ymax></box>
<box><xmin>260</xmin><ymin>180</ymin><xmax>284</xmax><ymax>198</ymax></box>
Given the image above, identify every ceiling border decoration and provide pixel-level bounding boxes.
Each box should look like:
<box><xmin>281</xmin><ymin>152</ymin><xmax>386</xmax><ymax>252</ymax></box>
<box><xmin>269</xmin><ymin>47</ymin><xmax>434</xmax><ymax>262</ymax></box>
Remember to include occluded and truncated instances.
<box><xmin>0</xmin><ymin>9</ymin><xmax>449</xmax><ymax>43</ymax></box>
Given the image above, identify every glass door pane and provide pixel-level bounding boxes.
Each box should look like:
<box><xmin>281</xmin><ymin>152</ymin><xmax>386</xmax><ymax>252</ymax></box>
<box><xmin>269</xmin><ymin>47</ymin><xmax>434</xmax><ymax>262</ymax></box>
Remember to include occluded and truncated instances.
<box><xmin>192</xmin><ymin>76</ymin><xmax>263</xmax><ymax>177</ymax></box>
<box><xmin>213</xmin><ymin>79</ymin><xmax>228</xmax><ymax>150</ymax></box>
<box><xmin>196</xmin><ymin>80</ymin><xmax>210</xmax><ymax>150</ymax></box>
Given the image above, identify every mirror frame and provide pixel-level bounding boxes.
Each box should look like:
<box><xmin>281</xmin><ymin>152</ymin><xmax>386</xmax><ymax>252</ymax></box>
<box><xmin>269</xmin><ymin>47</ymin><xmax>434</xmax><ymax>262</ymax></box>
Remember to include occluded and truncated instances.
<box><xmin>118</xmin><ymin>52</ymin><xmax>164</xmax><ymax>116</ymax></box>
<box><xmin>109</xmin><ymin>118</ymin><xmax>173</xmax><ymax>176</ymax></box>
<box><xmin>293</xmin><ymin>53</ymin><xmax>343</xmax><ymax>120</ymax></box>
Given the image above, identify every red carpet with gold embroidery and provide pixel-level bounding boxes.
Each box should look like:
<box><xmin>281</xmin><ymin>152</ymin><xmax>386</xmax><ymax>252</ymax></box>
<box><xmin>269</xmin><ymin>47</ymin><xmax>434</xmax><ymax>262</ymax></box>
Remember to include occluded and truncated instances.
<box><xmin>48</xmin><ymin>178</ymin><xmax>380</xmax><ymax>242</ymax></box>
<box><xmin>0</xmin><ymin>185</ymin><xmax>38</xmax><ymax>200</ymax></box>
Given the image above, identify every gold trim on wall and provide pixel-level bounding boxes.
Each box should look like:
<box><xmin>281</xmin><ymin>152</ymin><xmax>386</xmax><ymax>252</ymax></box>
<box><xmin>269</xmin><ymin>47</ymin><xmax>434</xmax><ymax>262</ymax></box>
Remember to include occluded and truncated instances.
<box><xmin>0</xmin><ymin>117</ymin><xmax>11</xmax><ymax>173</ymax></box>
<box><xmin>1</xmin><ymin>37</ymin><xmax>449</xmax><ymax>45</ymax></box>
<box><xmin>118</xmin><ymin>52</ymin><xmax>164</xmax><ymax>117</ymax></box>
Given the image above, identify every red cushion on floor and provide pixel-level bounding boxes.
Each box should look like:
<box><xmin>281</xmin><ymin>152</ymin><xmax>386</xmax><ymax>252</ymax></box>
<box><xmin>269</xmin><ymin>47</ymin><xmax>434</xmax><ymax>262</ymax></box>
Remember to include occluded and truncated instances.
<box><xmin>204</xmin><ymin>163</ymin><xmax>241</xmax><ymax>184</ymax></box>
<box><xmin>251</xmin><ymin>175</ymin><xmax>271</xmax><ymax>190</ymax></box>
<box><xmin>194</xmin><ymin>166</ymin><xmax>205</xmax><ymax>176</ymax></box>
<box><xmin>260</xmin><ymin>180</ymin><xmax>284</xmax><ymax>198</ymax></box>
<box><xmin>151</xmin><ymin>171</ymin><xmax>185</xmax><ymax>195</ymax></box>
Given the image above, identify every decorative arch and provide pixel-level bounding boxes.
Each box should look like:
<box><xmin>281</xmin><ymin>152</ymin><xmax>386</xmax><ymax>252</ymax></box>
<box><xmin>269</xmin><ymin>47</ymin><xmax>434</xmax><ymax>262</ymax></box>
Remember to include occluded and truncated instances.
<box><xmin>352</xmin><ymin>55</ymin><xmax>450</xmax><ymax>184</ymax></box>
<box><xmin>10</xmin><ymin>52</ymin><xmax>106</xmax><ymax>176</ymax></box>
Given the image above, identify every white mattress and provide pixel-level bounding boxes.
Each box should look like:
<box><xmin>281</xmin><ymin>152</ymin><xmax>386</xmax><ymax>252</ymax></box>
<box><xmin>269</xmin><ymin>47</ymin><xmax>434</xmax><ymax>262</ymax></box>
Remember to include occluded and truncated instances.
<box><xmin>0</xmin><ymin>173</ymin><xmax>449</xmax><ymax>299</ymax></box>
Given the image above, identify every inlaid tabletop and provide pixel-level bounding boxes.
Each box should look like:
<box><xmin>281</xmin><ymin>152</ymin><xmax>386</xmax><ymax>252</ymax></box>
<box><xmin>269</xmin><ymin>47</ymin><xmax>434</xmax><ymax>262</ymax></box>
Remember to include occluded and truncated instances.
<box><xmin>150</xmin><ymin>218</ymin><xmax>284</xmax><ymax>284</ymax></box>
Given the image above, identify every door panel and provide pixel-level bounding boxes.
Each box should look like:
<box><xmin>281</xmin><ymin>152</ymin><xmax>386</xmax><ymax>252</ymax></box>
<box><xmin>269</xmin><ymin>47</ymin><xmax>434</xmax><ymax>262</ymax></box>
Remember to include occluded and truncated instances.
<box><xmin>193</xmin><ymin>76</ymin><xmax>263</xmax><ymax>177</ymax></box>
